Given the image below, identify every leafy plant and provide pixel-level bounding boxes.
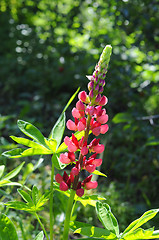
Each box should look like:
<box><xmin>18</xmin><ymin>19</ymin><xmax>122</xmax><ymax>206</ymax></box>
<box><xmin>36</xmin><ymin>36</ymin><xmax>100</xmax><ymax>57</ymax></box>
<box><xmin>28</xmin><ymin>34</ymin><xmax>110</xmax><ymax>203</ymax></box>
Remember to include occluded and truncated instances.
<box><xmin>72</xmin><ymin>201</ymin><xmax>159</xmax><ymax>240</ymax></box>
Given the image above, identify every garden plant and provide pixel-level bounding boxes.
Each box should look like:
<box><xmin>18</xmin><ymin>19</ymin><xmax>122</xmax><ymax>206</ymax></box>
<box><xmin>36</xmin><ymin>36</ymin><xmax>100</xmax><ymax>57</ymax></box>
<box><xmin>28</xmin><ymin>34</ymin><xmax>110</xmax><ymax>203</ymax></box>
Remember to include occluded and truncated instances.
<box><xmin>1</xmin><ymin>45</ymin><xmax>159</xmax><ymax>240</ymax></box>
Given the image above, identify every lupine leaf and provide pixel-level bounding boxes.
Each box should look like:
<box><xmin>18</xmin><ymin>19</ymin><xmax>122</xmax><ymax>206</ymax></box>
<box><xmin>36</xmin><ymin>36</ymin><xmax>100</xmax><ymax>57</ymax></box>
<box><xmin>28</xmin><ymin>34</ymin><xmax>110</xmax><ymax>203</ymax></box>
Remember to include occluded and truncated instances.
<box><xmin>32</xmin><ymin>185</ymin><xmax>39</xmax><ymax>205</ymax></box>
<box><xmin>70</xmin><ymin>221</ymin><xmax>93</xmax><ymax>232</ymax></box>
<box><xmin>49</xmin><ymin>87</ymin><xmax>80</xmax><ymax>145</ymax></box>
<box><xmin>0</xmin><ymin>165</ymin><xmax>5</xmax><ymax>178</ymax></box>
<box><xmin>0</xmin><ymin>180</ymin><xmax>22</xmax><ymax>187</ymax></box>
<box><xmin>2</xmin><ymin>148</ymin><xmax>52</xmax><ymax>158</ymax></box>
<box><xmin>62</xmin><ymin>87</ymin><xmax>80</xmax><ymax>113</ymax></box>
<box><xmin>122</xmin><ymin>227</ymin><xmax>154</xmax><ymax>240</ymax></box>
<box><xmin>74</xmin><ymin>238</ymin><xmax>104</xmax><ymax>240</ymax></box>
<box><xmin>74</xmin><ymin>226</ymin><xmax>117</xmax><ymax>239</ymax></box>
<box><xmin>2</xmin><ymin>148</ymin><xmax>25</xmax><ymax>158</ymax></box>
<box><xmin>96</xmin><ymin>202</ymin><xmax>119</xmax><ymax>237</ymax></box>
<box><xmin>49</xmin><ymin>112</ymin><xmax>66</xmax><ymax>148</ymax></box>
<box><xmin>20</xmin><ymin>147</ymin><xmax>52</xmax><ymax>156</ymax></box>
<box><xmin>92</xmin><ymin>170</ymin><xmax>107</xmax><ymax>177</ymax></box>
<box><xmin>17</xmin><ymin>120</ymin><xmax>49</xmax><ymax>149</ymax></box>
<box><xmin>52</xmin><ymin>153</ymin><xmax>67</xmax><ymax>170</ymax></box>
<box><xmin>56</xmin><ymin>142</ymin><xmax>68</xmax><ymax>153</ymax></box>
<box><xmin>44</xmin><ymin>138</ymin><xmax>57</xmax><ymax>152</ymax></box>
<box><xmin>10</xmin><ymin>136</ymin><xmax>46</xmax><ymax>149</ymax></box>
<box><xmin>34</xmin><ymin>231</ymin><xmax>44</xmax><ymax>240</ymax></box>
<box><xmin>122</xmin><ymin>209</ymin><xmax>159</xmax><ymax>235</ymax></box>
<box><xmin>36</xmin><ymin>191</ymin><xmax>50</xmax><ymax>209</ymax></box>
<box><xmin>5</xmin><ymin>201</ymin><xmax>32</xmax><ymax>211</ymax></box>
<box><xmin>0</xmin><ymin>213</ymin><xmax>18</xmax><ymax>240</ymax></box>
<box><xmin>18</xmin><ymin>189</ymin><xmax>33</xmax><ymax>204</ymax></box>
<box><xmin>75</xmin><ymin>195</ymin><xmax>106</xmax><ymax>207</ymax></box>
<box><xmin>149</xmin><ymin>230</ymin><xmax>159</xmax><ymax>239</ymax></box>
<box><xmin>1</xmin><ymin>162</ymin><xmax>25</xmax><ymax>181</ymax></box>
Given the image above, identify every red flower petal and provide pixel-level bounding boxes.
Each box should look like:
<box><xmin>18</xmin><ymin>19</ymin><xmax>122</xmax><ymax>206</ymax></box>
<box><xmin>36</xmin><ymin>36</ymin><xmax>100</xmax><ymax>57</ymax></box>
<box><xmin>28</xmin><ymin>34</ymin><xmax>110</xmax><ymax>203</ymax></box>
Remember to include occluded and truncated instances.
<box><xmin>60</xmin><ymin>181</ymin><xmax>68</xmax><ymax>191</ymax></box>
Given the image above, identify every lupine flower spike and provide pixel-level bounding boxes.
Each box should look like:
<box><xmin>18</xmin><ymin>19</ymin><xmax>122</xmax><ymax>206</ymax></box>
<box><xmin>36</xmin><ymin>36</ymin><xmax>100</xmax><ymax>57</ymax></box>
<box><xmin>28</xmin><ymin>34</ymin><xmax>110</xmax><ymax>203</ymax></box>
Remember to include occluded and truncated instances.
<box><xmin>55</xmin><ymin>45</ymin><xmax>112</xmax><ymax>197</ymax></box>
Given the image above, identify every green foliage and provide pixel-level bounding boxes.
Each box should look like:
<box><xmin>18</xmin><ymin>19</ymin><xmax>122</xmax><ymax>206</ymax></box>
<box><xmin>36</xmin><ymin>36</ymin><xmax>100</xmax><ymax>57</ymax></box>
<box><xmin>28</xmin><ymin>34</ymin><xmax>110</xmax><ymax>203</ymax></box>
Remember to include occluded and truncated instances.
<box><xmin>0</xmin><ymin>0</ymin><xmax>159</xmax><ymax>238</ymax></box>
<box><xmin>0</xmin><ymin>162</ymin><xmax>24</xmax><ymax>187</ymax></box>
<box><xmin>34</xmin><ymin>231</ymin><xmax>44</xmax><ymax>240</ymax></box>
<box><xmin>72</xmin><ymin>202</ymin><xmax>159</xmax><ymax>240</ymax></box>
<box><xmin>6</xmin><ymin>186</ymin><xmax>50</xmax><ymax>213</ymax></box>
<box><xmin>0</xmin><ymin>213</ymin><xmax>18</xmax><ymax>240</ymax></box>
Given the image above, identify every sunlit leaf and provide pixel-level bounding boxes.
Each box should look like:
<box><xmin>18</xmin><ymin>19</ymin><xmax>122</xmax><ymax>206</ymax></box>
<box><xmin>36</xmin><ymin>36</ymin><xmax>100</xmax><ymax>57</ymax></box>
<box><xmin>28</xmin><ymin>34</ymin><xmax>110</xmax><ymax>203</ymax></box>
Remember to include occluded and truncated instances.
<box><xmin>17</xmin><ymin>120</ymin><xmax>49</xmax><ymax>149</ymax></box>
<box><xmin>122</xmin><ymin>227</ymin><xmax>154</xmax><ymax>240</ymax></box>
<box><xmin>92</xmin><ymin>170</ymin><xmax>107</xmax><ymax>177</ymax></box>
<box><xmin>49</xmin><ymin>112</ymin><xmax>66</xmax><ymax>148</ymax></box>
<box><xmin>122</xmin><ymin>209</ymin><xmax>159</xmax><ymax>236</ymax></box>
<box><xmin>0</xmin><ymin>214</ymin><xmax>18</xmax><ymax>240</ymax></box>
<box><xmin>18</xmin><ymin>189</ymin><xmax>33</xmax><ymax>204</ymax></box>
<box><xmin>96</xmin><ymin>202</ymin><xmax>119</xmax><ymax>237</ymax></box>
<box><xmin>74</xmin><ymin>226</ymin><xmax>117</xmax><ymax>239</ymax></box>
<box><xmin>1</xmin><ymin>162</ymin><xmax>25</xmax><ymax>181</ymax></box>
<box><xmin>34</xmin><ymin>231</ymin><xmax>44</xmax><ymax>240</ymax></box>
<box><xmin>32</xmin><ymin>185</ymin><xmax>40</xmax><ymax>205</ymax></box>
<box><xmin>75</xmin><ymin>195</ymin><xmax>106</xmax><ymax>207</ymax></box>
<box><xmin>10</xmin><ymin>136</ymin><xmax>45</xmax><ymax>149</ymax></box>
<box><xmin>62</xmin><ymin>87</ymin><xmax>80</xmax><ymax>113</ymax></box>
<box><xmin>44</xmin><ymin>138</ymin><xmax>57</xmax><ymax>152</ymax></box>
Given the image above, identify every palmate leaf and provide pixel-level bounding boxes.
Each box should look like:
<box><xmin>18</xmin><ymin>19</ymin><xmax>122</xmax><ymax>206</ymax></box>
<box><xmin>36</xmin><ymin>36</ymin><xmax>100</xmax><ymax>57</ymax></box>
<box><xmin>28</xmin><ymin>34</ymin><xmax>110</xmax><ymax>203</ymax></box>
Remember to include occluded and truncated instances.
<box><xmin>1</xmin><ymin>162</ymin><xmax>25</xmax><ymax>181</ymax></box>
<box><xmin>17</xmin><ymin>120</ymin><xmax>49</xmax><ymax>149</ymax></box>
<box><xmin>122</xmin><ymin>208</ymin><xmax>159</xmax><ymax>236</ymax></box>
<box><xmin>75</xmin><ymin>195</ymin><xmax>106</xmax><ymax>207</ymax></box>
<box><xmin>122</xmin><ymin>227</ymin><xmax>154</xmax><ymax>240</ymax></box>
<box><xmin>10</xmin><ymin>136</ymin><xmax>45</xmax><ymax>149</ymax></box>
<box><xmin>3</xmin><ymin>147</ymin><xmax>52</xmax><ymax>158</ymax></box>
<box><xmin>18</xmin><ymin>189</ymin><xmax>33</xmax><ymax>204</ymax></box>
<box><xmin>0</xmin><ymin>214</ymin><xmax>18</xmax><ymax>240</ymax></box>
<box><xmin>150</xmin><ymin>230</ymin><xmax>159</xmax><ymax>239</ymax></box>
<box><xmin>5</xmin><ymin>200</ymin><xmax>33</xmax><ymax>212</ymax></box>
<box><xmin>32</xmin><ymin>185</ymin><xmax>40</xmax><ymax>205</ymax></box>
<box><xmin>74</xmin><ymin>226</ymin><xmax>117</xmax><ymax>239</ymax></box>
<box><xmin>96</xmin><ymin>202</ymin><xmax>119</xmax><ymax>237</ymax></box>
<box><xmin>0</xmin><ymin>180</ymin><xmax>22</xmax><ymax>187</ymax></box>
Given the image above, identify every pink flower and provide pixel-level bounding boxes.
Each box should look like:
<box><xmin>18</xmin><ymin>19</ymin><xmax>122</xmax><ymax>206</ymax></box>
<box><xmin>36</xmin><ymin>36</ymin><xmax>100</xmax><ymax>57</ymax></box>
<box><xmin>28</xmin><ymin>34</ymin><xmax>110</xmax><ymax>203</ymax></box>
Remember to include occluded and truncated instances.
<box><xmin>82</xmin><ymin>154</ymin><xmax>102</xmax><ymax>173</ymax></box>
<box><xmin>67</xmin><ymin>117</ymin><xmax>86</xmax><ymax>132</ymax></box>
<box><xmin>64</xmin><ymin>134</ymin><xmax>79</xmax><ymax>152</ymax></box>
<box><xmin>59</xmin><ymin>152</ymin><xmax>75</xmax><ymax>164</ymax></box>
<box><xmin>78</xmin><ymin>91</ymin><xmax>90</xmax><ymax>104</ymax></box>
<box><xmin>82</xmin><ymin>175</ymin><xmax>98</xmax><ymax>190</ymax></box>
<box><xmin>89</xmin><ymin>138</ymin><xmax>105</xmax><ymax>153</ymax></box>
<box><xmin>99</xmin><ymin>95</ymin><xmax>108</xmax><ymax>106</ymax></box>
<box><xmin>55</xmin><ymin>171</ymin><xmax>74</xmax><ymax>192</ymax></box>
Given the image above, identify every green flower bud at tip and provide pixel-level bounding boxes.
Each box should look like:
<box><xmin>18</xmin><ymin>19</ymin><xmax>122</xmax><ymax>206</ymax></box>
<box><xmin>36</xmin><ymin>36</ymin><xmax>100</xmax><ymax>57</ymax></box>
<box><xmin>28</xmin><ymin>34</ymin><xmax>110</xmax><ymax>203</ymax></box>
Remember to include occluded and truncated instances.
<box><xmin>99</xmin><ymin>45</ymin><xmax>112</xmax><ymax>65</ymax></box>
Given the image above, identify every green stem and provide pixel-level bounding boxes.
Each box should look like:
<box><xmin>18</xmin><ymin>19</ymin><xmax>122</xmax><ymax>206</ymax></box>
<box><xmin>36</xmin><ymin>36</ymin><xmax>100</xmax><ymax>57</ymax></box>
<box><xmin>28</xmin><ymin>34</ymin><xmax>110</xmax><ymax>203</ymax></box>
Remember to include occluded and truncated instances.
<box><xmin>50</xmin><ymin>156</ymin><xmax>55</xmax><ymax>240</ymax></box>
<box><xmin>63</xmin><ymin>189</ymin><xmax>76</xmax><ymax>240</ymax></box>
<box><xmin>35</xmin><ymin>212</ymin><xmax>49</xmax><ymax>240</ymax></box>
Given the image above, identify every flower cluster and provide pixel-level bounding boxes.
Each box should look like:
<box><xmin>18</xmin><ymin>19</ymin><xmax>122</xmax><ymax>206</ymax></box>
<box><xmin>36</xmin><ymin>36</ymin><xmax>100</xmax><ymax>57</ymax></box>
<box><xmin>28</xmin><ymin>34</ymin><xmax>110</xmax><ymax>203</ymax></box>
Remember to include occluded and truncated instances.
<box><xmin>55</xmin><ymin>45</ymin><xmax>112</xmax><ymax>197</ymax></box>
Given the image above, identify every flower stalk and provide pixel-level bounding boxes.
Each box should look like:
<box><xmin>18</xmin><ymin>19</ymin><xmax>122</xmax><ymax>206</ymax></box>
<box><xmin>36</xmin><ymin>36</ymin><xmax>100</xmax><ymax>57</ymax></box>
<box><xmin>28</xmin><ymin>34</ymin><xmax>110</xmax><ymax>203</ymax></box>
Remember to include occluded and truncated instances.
<box><xmin>50</xmin><ymin>157</ymin><xmax>55</xmax><ymax>240</ymax></box>
<box><xmin>56</xmin><ymin>45</ymin><xmax>112</xmax><ymax>239</ymax></box>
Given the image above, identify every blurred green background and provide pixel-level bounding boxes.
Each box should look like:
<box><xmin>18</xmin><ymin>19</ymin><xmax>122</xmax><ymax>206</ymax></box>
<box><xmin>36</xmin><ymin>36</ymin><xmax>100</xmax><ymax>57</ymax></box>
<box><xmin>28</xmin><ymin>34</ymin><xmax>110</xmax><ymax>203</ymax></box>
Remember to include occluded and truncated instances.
<box><xmin>0</xmin><ymin>0</ymin><xmax>159</xmax><ymax>238</ymax></box>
